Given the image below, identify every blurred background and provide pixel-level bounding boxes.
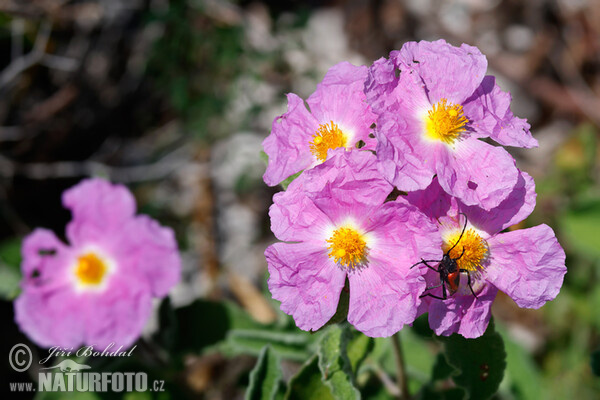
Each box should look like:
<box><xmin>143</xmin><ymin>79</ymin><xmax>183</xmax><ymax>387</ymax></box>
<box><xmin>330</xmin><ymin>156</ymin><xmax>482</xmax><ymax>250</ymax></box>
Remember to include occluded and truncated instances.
<box><xmin>0</xmin><ymin>0</ymin><xmax>599</xmax><ymax>399</ymax></box>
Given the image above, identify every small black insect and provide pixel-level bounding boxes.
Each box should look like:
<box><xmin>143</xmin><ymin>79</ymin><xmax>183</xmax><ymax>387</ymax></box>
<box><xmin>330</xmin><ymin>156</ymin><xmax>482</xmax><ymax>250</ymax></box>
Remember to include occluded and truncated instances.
<box><xmin>38</xmin><ymin>248</ymin><xmax>57</xmax><ymax>256</ymax></box>
<box><xmin>410</xmin><ymin>213</ymin><xmax>478</xmax><ymax>300</ymax></box>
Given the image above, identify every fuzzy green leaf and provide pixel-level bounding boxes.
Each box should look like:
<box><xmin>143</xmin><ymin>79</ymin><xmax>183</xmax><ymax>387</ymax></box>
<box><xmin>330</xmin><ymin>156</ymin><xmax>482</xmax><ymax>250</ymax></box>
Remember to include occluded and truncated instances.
<box><xmin>285</xmin><ymin>355</ymin><xmax>334</xmax><ymax>400</ymax></box>
<box><xmin>246</xmin><ymin>346</ymin><xmax>283</xmax><ymax>400</ymax></box>
<box><xmin>317</xmin><ymin>325</ymin><xmax>361</xmax><ymax>400</ymax></box>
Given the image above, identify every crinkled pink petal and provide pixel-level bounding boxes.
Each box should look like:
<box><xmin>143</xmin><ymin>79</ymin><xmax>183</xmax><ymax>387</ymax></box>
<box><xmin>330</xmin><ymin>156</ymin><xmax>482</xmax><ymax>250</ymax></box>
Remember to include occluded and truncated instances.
<box><xmin>427</xmin><ymin>283</ymin><xmax>498</xmax><ymax>338</ymax></box>
<box><xmin>265</xmin><ymin>242</ymin><xmax>346</xmax><ymax>332</ymax></box>
<box><xmin>375</xmin><ymin>111</ymin><xmax>437</xmax><ymax>191</ymax></box>
<box><xmin>14</xmin><ymin>284</ymin><xmax>85</xmax><ymax>348</ymax></box>
<box><xmin>437</xmin><ymin>139</ymin><xmax>519</xmax><ymax>210</ymax></box>
<box><xmin>82</xmin><ymin>274</ymin><xmax>153</xmax><ymax>349</ymax></box>
<box><xmin>364</xmin><ymin>57</ymin><xmax>398</xmax><ymax>114</ymax></box>
<box><xmin>347</xmin><ymin>202</ymin><xmax>440</xmax><ymax>336</ymax></box>
<box><xmin>263</xmin><ymin>93</ymin><xmax>319</xmax><ymax>186</ymax></box>
<box><xmin>116</xmin><ymin>215</ymin><xmax>181</xmax><ymax>297</ymax></box>
<box><xmin>290</xmin><ymin>150</ymin><xmax>393</xmax><ymax>225</ymax></box>
<box><xmin>405</xmin><ymin>177</ymin><xmax>454</xmax><ymax>221</ymax></box>
<box><xmin>462</xmin><ymin>170</ymin><xmax>536</xmax><ymax>235</ymax></box>
<box><xmin>486</xmin><ymin>225</ymin><xmax>566</xmax><ymax>309</ymax></box>
<box><xmin>392</xmin><ymin>40</ymin><xmax>488</xmax><ymax>104</ymax></box>
<box><xmin>347</xmin><ymin>257</ymin><xmax>425</xmax><ymax>337</ymax></box>
<box><xmin>269</xmin><ymin>190</ymin><xmax>332</xmax><ymax>243</ymax></box>
<box><xmin>363</xmin><ymin>201</ymin><xmax>443</xmax><ymax>266</ymax></box>
<box><xmin>307</xmin><ymin>62</ymin><xmax>376</xmax><ymax>151</ymax></box>
<box><xmin>63</xmin><ymin>178</ymin><xmax>137</xmax><ymax>246</ymax></box>
<box><xmin>463</xmin><ymin>76</ymin><xmax>537</xmax><ymax>148</ymax></box>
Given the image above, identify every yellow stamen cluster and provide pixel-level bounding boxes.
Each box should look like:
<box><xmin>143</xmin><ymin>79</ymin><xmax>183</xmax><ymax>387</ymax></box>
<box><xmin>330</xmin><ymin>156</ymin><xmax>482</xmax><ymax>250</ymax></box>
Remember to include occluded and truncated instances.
<box><xmin>425</xmin><ymin>99</ymin><xmax>468</xmax><ymax>144</ymax></box>
<box><xmin>310</xmin><ymin>121</ymin><xmax>347</xmax><ymax>162</ymax></box>
<box><xmin>75</xmin><ymin>253</ymin><xmax>107</xmax><ymax>286</ymax></box>
<box><xmin>326</xmin><ymin>227</ymin><xmax>367</xmax><ymax>269</ymax></box>
<box><xmin>443</xmin><ymin>228</ymin><xmax>488</xmax><ymax>272</ymax></box>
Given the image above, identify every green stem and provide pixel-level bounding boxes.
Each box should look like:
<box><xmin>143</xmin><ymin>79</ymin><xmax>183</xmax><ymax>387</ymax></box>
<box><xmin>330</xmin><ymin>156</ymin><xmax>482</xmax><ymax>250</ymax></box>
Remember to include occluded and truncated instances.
<box><xmin>391</xmin><ymin>332</ymin><xmax>410</xmax><ymax>400</ymax></box>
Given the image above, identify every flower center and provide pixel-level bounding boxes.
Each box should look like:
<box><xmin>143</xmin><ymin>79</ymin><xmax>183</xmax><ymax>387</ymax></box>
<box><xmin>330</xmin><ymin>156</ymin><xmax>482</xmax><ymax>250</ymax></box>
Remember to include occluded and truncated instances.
<box><xmin>326</xmin><ymin>227</ymin><xmax>367</xmax><ymax>269</ymax></box>
<box><xmin>75</xmin><ymin>253</ymin><xmax>108</xmax><ymax>286</ymax></box>
<box><xmin>310</xmin><ymin>121</ymin><xmax>347</xmax><ymax>162</ymax></box>
<box><xmin>424</xmin><ymin>99</ymin><xmax>468</xmax><ymax>144</ymax></box>
<box><xmin>443</xmin><ymin>228</ymin><xmax>488</xmax><ymax>272</ymax></box>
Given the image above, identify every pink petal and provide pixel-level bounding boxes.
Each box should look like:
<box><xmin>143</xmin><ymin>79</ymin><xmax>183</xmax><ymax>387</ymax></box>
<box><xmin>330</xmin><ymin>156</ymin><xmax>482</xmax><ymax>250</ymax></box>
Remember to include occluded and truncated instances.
<box><xmin>393</xmin><ymin>40</ymin><xmax>488</xmax><ymax>104</ymax></box>
<box><xmin>14</xmin><ymin>283</ymin><xmax>85</xmax><ymax>348</ymax></box>
<box><xmin>437</xmin><ymin>139</ymin><xmax>519</xmax><ymax>210</ymax></box>
<box><xmin>265</xmin><ymin>242</ymin><xmax>346</xmax><ymax>332</ymax></box>
<box><xmin>290</xmin><ymin>150</ymin><xmax>392</xmax><ymax>226</ymax></box>
<box><xmin>427</xmin><ymin>283</ymin><xmax>498</xmax><ymax>338</ymax></box>
<box><xmin>262</xmin><ymin>93</ymin><xmax>318</xmax><ymax>186</ymax></box>
<box><xmin>486</xmin><ymin>225</ymin><xmax>566</xmax><ymax>309</ymax></box>
<box><xmin>347</xmin><ymin>255</ymin><xmax>425</xmax><ymax>337</ymax></box>
<box><xmin>82</xmin><ymin>274</ymin><xmax>153</xmax><ymax>349</ymax></box>
<box><xmin>269</xmin><ymin>190</ymin><xmax>333</xmax><ymax>243</ymax></box>
<box><xmin>463</xmin><ymin>76</ymin><xmax>537</xmax><ymax>148</ymax></box>
<box><xmin>63</xmin><ymin>178</ymin><xmax>137</xmax><ymax>246</ymax></box>
<box><xmin>462</xmin><ymin>170</ymin><xmax>537</xmax><ymax>235</ymax></box>
<box><xmin>116</xmin><ymin>216</ymin><xmax>181</xmax><ymax>297</ymax></box>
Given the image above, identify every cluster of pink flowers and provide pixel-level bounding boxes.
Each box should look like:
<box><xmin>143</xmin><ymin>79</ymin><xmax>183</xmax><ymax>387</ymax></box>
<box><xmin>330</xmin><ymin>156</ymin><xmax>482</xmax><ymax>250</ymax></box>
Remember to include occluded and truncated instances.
<box><xmin>263</xmin><ymin>40</ymin><xmax>566</xmax><ymax>338</ymax></box>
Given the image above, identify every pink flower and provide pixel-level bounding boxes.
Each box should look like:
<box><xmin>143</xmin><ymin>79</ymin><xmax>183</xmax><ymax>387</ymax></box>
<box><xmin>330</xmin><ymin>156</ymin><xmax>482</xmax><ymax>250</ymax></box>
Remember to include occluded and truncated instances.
<box><xmin>14</xmin><ymin>178</ymin><xmax>181</xmax><ymax>349</ymax></box>
<box><xmin>406</xmin><ymin>175</ymin><xmax>566</xmax><ymax>338</ymax></box>
<box><xmin>366</xmin><ymin>40</ymin><xmax>537</xmax><ymax>210</ymax></box>
<box><xmin>265</xmin><ymin>150</ymin><xmax>442</xmax><ymax>336</ymax></box>
<box><xmin>262</xmin><ymin>62</ymin><xmax>377</xmax><ymax>186</ymax></box>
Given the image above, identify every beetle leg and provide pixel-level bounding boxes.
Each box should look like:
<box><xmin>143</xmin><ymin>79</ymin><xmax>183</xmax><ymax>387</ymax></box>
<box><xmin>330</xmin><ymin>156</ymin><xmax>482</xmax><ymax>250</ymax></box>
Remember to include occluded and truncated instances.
<box><xmin>410</xmin><ymin>259</ymin><xmax>440</xmax><ymax>272</ymax></box>
<box><xmin>461</xmin><ymin>269</ymin><xmax>478</xmax><ymax>299</ymax></box>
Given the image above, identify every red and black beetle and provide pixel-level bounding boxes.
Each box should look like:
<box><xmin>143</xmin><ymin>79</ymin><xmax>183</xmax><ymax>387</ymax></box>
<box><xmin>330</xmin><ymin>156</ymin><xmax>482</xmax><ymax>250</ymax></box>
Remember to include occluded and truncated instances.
<box><xmin>410</xmin><ymin>213</ymin><xmax>478</xmax><ymax>300</ymax></box>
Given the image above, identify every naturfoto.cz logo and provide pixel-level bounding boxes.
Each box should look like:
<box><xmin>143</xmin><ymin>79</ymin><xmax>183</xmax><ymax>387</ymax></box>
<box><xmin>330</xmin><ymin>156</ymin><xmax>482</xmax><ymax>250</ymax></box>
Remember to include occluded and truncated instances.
<box><xmin>8</xmin><ymin>343</ymin><xmax>165</xmax><ymax>394</ymax></box>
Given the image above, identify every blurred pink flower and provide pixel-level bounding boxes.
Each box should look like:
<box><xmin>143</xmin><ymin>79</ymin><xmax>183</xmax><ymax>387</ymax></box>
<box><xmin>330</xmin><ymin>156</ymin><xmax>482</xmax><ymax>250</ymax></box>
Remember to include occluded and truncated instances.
<box><xmin>14</xmin><ymin>178</ymin><xmax>181</xmax><ymax>349</ymax></box>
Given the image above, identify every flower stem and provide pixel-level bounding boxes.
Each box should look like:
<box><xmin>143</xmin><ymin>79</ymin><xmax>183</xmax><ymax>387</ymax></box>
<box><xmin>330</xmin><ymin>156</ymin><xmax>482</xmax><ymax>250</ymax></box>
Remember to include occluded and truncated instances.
<box><xmin>391</xmin><ymin>332</ymin><xmax>410</xmax><ymax>400</ymax></box>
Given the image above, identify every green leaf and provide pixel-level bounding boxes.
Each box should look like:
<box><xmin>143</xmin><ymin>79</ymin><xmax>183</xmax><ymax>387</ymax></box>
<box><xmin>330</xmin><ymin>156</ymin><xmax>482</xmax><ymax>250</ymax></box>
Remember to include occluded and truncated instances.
<box><xmin>280</xmin><ymin>170</ymin><xmax>303</xmax><ymax>190</ymax></box>
<box><xmin>591</xmin><ymin>348</ymin><xmax>600</xmax><ymax>377</ymax></box>
<box><xmin>223</xmin><ymin>329</ymin><xmax>316</xmax><ymax>361</ymax></box>
<box><xmin>431</xmin><ymin>353</ymin><xmax>454</xmax><ymax>381</ymax></box>
<box><xmin>0</xmin><ymin>262</ymin><xmax>21</xmax><ymax>300</ymax></box>
<box><xmin>172</xmin><ymin>299</ymin><xmax>263</xmax><ymax>354</ymax></box>
<box><xmin>346</xmin><ymin>330</ymin><xmax>374</xmax><ymax>375</ymax></box>
<box><xmin>0</xmin><ymin>237</ymin><xmax>22</xmax><ymax>268</ymax></box>
<box><xmin>317</xmin><ymin>325</ymin><xmax>360</xmax><ymax>400</ymax></box>
<box><xmin>438</xmin><ymin>320</ymin><xmax>506</xmax><ymax>400</ymax></box>
<box><xmin>246</xmin><ymin>346</ymin><xmax>283</xmax><ymax>400</ymax></box>
<box><xmin>285</xmin><ymin>355</ymin><xmax>334</xmax><ymax>400</ymax></box>
<box><xmin>0</xmin><ymin>237</ymin><xmax>22</xmax><ymax>300</ymax></box>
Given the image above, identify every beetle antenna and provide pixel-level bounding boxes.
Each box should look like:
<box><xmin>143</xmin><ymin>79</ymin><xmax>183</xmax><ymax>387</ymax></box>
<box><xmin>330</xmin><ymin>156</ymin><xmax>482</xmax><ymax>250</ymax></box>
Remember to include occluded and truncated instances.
<box><xmin>445</xmin><ymin>212</ymin><xmax>468</xmax><ymax>255</ymax></box>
